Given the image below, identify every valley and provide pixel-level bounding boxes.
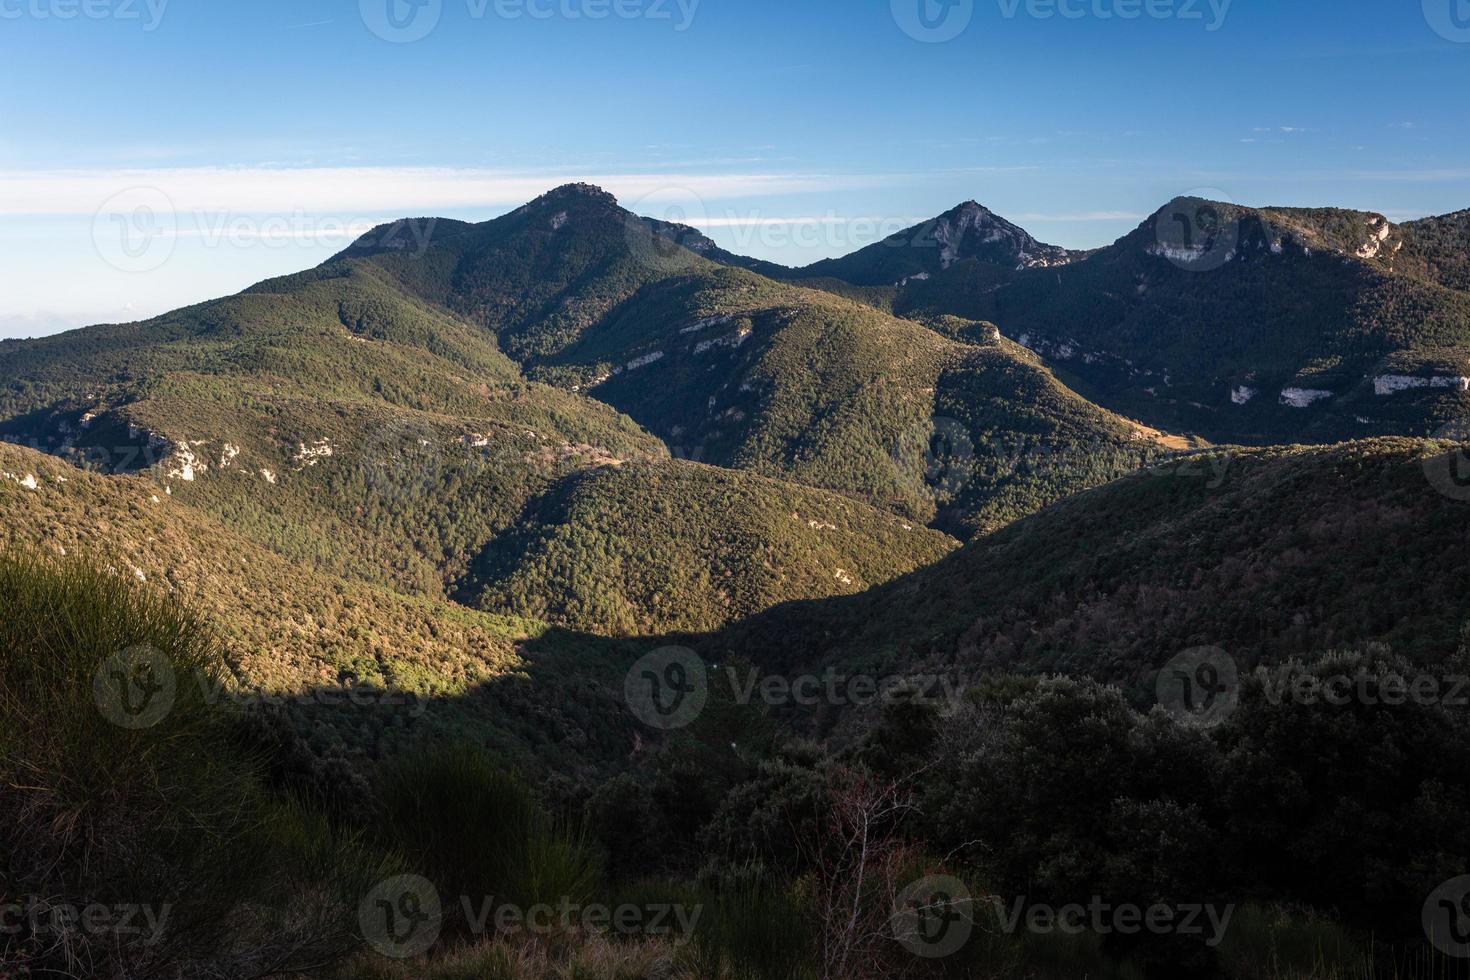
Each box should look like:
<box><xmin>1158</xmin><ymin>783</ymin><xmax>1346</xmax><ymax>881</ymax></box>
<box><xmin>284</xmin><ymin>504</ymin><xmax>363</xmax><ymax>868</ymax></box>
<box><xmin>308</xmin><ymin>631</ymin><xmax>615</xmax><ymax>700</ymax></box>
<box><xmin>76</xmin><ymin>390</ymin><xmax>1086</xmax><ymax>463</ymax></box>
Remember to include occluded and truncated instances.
<box><xmin>3</xmin><ymin>183</ymin><xmax>1469</xmax><ymax>979</ymax></box>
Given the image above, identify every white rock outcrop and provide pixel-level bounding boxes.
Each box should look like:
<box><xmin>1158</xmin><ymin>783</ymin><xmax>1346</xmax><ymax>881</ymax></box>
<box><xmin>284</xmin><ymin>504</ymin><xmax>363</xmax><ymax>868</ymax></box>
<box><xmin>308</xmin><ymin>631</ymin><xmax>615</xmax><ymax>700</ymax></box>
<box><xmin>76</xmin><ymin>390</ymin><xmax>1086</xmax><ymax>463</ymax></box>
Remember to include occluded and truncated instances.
<box><xmin>1373</xmin><ymin>375</ymin><xmax>1470</xmax><ymax>396</ymax></box>
<box><xmin>681</xmin><ymin>314</ymin><xmax>734</xmax><ymax>335</ymax></box>
<box><xmin>625</xmin><ymin>351</ymin><xmax>665</xmax><ymax>371</ymax></box>
<box><xmin>294</xmin><ymin>438</ymin><xmax>334</xmax><ymax>467</ymax></box>
<box><xmin>1356</xmin><ymin>220</ymin><xmax>1393</xmax><ymax>259</ymax></box>
<box><xmin>1280</xmin><ymin>388</ymin><xmax>1333</xmax><ymax>408</ymax></box>
<box><xmin>694</xmin><ymin>326</ymin><xmax>752</xmax><ymax>356</ymax></box>
<box><xmin>167</xmin><ymin>445</ymin><xmax>205</xmax><ymax>482</ymax></box>
<box><xmin>1147</xmin><ymin>243</ymin><xmax>1226</xmax><ymax>265</ymax></box>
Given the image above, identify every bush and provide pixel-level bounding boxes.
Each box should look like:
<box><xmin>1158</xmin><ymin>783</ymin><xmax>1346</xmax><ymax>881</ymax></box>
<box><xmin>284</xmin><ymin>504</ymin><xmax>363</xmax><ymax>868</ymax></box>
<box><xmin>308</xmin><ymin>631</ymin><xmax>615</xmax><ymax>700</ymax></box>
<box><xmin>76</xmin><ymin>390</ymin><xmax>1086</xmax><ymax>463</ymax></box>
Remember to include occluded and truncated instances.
<box><xmin>377</xmin><ymin>741</ymin><xmax>602</xmax><ymax>935</ymax></box>
<box><xmin>0</xmin><ymin>553</ymin><xmax>384</xmax><ymax>978</ymax></box>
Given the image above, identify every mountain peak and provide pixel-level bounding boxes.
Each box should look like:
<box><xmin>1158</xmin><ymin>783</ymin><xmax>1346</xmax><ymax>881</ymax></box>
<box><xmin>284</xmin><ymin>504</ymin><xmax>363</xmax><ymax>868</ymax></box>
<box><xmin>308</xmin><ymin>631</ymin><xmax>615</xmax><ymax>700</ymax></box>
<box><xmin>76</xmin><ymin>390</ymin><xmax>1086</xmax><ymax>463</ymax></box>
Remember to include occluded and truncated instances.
<box><xmin>534</xmin><ymin>182</ymin><xmax>620</xmax><ymax>207</ymax></box>
<box><xmin>950</xmin><ymin>199</ymin><xmax>995</xmax><ymax>216</ymax></box>
<box><xmin>922</xmin><ymin>199</ymin><xmax>1073</xmax><ymax>272</ymax></box>
<box><xmin>784</xmin><ymin>199</ymin><xmax>1074</xmax><ymax>286</ymax></box>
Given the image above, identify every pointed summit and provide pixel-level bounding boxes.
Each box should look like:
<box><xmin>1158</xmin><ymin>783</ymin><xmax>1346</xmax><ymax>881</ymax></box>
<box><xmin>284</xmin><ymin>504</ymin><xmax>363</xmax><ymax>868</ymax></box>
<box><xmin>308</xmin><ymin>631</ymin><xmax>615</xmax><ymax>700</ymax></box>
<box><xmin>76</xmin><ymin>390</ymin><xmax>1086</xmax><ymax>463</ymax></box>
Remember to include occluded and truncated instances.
<box><xmin>924</xmin><ymin>199</ymin><xmax>1073</xmax><ymax>271</ymax></box>
<box><xmin>788</xmin><ymin>200</ymin><xmax>1077</xmax><ymax>287</ymax></box>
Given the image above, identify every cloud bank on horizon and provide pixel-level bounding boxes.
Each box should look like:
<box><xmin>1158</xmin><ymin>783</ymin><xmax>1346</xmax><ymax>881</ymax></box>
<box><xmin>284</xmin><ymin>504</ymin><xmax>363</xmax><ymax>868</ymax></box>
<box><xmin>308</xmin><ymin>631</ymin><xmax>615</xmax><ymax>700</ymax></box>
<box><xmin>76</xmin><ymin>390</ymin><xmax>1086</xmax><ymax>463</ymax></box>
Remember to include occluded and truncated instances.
<box><xmin>1</xmin><ymin>0</ymin><xmax>1467</xmax><ymax>336</ymax></box>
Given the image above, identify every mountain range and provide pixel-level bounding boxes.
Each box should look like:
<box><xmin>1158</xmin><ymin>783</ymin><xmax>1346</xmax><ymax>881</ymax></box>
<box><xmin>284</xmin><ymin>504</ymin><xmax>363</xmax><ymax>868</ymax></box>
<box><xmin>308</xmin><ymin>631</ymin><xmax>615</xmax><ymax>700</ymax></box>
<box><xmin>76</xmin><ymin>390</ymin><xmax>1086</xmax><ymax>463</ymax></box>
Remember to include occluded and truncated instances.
<box><xmin>6</xmin><ymin>182</ymin><xmax>1470</xmax><ymax>977</ymax></box>
<box><xmin>3</xmin><ymin>182</ymin><xmax>1467</xmax><ymax>654</ymax></box>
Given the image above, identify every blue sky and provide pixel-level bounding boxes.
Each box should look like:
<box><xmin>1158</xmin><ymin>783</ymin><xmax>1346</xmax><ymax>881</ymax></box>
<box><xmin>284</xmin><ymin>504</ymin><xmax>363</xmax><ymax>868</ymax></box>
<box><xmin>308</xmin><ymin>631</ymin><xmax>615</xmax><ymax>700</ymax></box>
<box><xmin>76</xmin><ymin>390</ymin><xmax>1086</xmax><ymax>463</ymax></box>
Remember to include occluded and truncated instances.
<box><xmin>2</xmin><ymin>0</ymin><xmax>1468</xmax><ymax>336</ymax></box>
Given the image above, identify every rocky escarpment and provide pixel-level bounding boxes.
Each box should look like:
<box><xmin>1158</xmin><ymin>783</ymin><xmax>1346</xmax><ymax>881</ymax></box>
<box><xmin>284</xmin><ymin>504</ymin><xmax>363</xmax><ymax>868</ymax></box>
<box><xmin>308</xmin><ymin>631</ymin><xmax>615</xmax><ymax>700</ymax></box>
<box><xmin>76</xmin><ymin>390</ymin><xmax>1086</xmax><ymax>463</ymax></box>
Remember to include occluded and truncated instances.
<box><xmin>927</xmin><ymin>200</ymin><xmax>1075</xmax><ymax>272</ymax></box>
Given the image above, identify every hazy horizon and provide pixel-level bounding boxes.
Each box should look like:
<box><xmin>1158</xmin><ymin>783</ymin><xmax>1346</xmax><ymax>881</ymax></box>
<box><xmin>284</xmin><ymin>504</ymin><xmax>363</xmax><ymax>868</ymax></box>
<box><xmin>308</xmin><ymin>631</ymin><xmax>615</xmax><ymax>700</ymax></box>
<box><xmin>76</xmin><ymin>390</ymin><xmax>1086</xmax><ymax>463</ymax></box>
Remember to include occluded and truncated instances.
<box><xmin>4</xmin><ymin>0</ymin><xmax>1469</xmax><ymax>338</ymax></box>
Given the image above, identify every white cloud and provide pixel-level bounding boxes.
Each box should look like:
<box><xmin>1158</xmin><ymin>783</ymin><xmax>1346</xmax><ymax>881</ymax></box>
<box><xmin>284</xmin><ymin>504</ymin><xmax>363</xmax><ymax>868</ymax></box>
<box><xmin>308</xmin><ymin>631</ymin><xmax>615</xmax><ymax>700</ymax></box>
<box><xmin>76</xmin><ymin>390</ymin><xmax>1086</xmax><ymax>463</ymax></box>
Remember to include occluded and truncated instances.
<box><xmin>1011</xmin><ymin>211</ymin><xmax>1145</xmax><ymax>222</ymax></box>
<box><xmin>689</xmin><ymin>215</ymin><xmax>927</xmax><ymax>228</ymax></box>
<box><xmin>0</xmin><ymin>167</ymin><xmax>874</xmax><ymax>216</ymax></box>
<box><xmin>165</xmin><ymin>221</ymin><xmax>380</xmax><ymax>242</ymax></box>
<box><xmin>0</xmin><ymin>308</ymin><xmax>152</xmax><ymax>339</ymax></box>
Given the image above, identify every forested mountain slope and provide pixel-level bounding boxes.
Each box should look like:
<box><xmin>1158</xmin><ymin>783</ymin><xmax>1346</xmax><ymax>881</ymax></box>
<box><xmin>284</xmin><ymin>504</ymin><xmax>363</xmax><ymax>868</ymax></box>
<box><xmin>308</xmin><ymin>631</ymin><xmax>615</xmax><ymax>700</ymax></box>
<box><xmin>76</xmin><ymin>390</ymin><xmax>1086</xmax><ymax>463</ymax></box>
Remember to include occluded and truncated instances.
<box><xmin>0</xmin><ymin>219</ymin><xmax>968</xmax><ymax>626</ymax></box>
<box><xmin>709</xmin><ymin>437</ymin><xmax>1470</xmax><ymax>700</ymax></box>
<box><xmin>333</xmin><ymin>187</ymin><xmax>1180</xmax><ymax>539</ymax></box>
<box><xmin>458</xmin><ymin>458</ymin><xmax>957</xmax><ymax>634</ymax></box>
<box><xmin>888</xmin><ymin>199</ymin><xmax>1470</xmax><ymax>445</ymax></box>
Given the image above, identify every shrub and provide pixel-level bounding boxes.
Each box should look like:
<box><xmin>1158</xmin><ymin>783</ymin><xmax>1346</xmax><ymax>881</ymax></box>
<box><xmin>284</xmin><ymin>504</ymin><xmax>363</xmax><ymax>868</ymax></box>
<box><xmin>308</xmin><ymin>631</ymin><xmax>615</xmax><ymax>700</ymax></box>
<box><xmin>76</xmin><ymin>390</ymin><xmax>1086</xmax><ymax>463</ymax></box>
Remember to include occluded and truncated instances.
<box><xmin>377</xmin><ymin>740</ymin><xmax>602</xmax><ymax>935</ymax></box>
<box><xmin>0</xmin><ymin>553</ymin><xmax>384</xmax><ymax>978</ymax></box>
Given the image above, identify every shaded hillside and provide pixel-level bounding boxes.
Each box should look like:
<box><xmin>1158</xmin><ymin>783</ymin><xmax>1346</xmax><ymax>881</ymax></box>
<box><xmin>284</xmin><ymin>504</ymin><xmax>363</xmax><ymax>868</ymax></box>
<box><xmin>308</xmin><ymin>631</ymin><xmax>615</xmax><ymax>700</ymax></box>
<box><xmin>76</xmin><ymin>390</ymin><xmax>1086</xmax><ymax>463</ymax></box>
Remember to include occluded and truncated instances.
<box><xmin>893</xmin><ymin>199</ymin><xmax>1470</xmax><ymax>445</ymax></box>
<box><xmin>0</xmin><ymin>440</ymin><xmax>677</xmax><ymax>788</ymax></box>
<box><xmin>537</xmin><ymin>264</ymin><xmax>1176</xmax><ymax>538</ymax></box>
<box><xmin>709</xmin><ymin>438</ymin><xmax>1470</xmax><ymax>698</ymax></box>
<box><xmin>0</xmin><ymin>441</ymin><xmax>527</xmax><ymax>727</ymax></box>
<box><xmin>766</xmin><ymin>200</ymin><xmax>1079</xmax><ymax>288</ymax></box>
<box><xmin>340</xmin><ymin>183</ymin><xmax>726</xmax><ymax>362</ymax></box>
